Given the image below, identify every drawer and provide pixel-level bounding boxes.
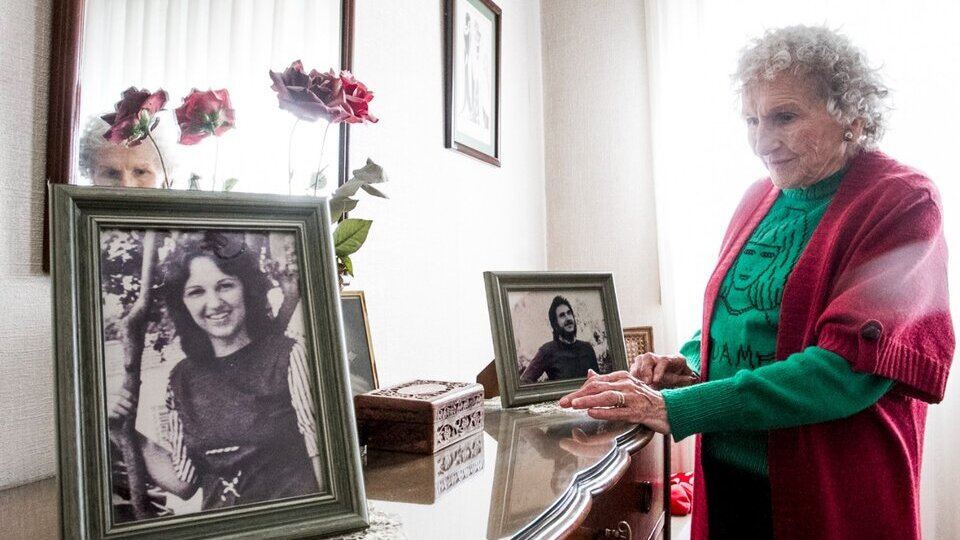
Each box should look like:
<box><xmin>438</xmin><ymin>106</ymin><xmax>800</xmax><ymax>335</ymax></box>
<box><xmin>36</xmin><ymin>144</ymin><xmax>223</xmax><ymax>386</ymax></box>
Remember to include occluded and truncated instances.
<box><xmin>570</xmin><ymin>432</ymin><xmax>668</xmax><ymax>540</ymax></box>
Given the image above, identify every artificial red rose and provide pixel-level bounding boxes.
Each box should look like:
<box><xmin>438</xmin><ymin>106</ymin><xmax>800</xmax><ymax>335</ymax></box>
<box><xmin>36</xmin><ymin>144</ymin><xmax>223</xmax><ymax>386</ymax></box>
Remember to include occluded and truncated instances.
<box><xmin>175</xmin><ymin>88</ymin><xmax>236</xmax><ymax>145</ymax></box>
<box><xmin>269</xmin><ymin>61</ymin><xmax>346</xmax><ymax>123</ymax></box>
<box><xmin>337</xmin><ymin>70</ymin><xmax>378</xmax><ymax>124</ymax></box>
<box><xmin>101</xmin><ymin>87</ymin><xmax>168</xmax><ymax>146</ymax></box>
<box><xmin>269</xmin><ymin>61</ymin><xmax>378</xmax><ymax>125</ymax></box>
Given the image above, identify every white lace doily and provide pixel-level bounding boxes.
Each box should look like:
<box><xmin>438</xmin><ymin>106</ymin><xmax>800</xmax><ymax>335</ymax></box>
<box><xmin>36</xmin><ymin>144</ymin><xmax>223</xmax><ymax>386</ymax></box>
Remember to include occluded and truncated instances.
<box><xmin>484</xmin><ymin>397</ymin><xmax>585</xmax><ymax>416</ymax></box>
<box><xmin>330</xmin><ymin>505</ymin><xmax>406</xmax><ymax>540</ymax></box>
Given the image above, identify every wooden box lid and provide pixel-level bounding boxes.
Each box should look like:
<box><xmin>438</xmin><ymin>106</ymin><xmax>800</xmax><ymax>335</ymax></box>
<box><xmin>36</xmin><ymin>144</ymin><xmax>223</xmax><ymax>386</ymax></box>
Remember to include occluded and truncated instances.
<box><xmin>355</xmin><ymin>380</ymin><xmax>485</xmax><ymax>424</ymax></box>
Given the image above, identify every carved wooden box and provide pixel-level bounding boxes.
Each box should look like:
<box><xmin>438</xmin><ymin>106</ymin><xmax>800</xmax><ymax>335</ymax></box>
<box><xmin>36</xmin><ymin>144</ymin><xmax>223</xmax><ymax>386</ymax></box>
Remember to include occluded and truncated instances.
<box><xmin>355</xmin><ymin>380</ymin><xmax>484</xmax><ymax>454</ymax></box>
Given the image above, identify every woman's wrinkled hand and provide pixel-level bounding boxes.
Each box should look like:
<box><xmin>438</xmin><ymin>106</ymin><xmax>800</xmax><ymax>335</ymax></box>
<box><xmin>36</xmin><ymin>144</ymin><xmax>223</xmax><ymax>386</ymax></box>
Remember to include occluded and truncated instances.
<box><xmin>558</xmin><ymin>370</ymin><xmax>671</xmax><ymax>434</ymax></box>
<box><xmin>630</xmin><ymin>352</ymin><xmax>699</xmax><ymax>390</ymax></box>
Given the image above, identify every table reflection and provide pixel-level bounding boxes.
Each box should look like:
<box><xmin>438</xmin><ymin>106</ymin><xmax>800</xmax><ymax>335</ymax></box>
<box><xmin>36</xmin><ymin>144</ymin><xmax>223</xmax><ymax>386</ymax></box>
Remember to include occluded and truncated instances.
<box><xmin>364</xmin><ymin>403</ymin><xmax>643</xmax><ymax>540</ymax></box>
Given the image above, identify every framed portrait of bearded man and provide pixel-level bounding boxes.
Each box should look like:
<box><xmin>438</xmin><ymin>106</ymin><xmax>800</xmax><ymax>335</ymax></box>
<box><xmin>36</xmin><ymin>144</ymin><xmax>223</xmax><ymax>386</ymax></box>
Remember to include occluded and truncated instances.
<box><xmin>483</xmin><ymin>272</ymin><xmax>628</xmax><ymax>407</ymax></box>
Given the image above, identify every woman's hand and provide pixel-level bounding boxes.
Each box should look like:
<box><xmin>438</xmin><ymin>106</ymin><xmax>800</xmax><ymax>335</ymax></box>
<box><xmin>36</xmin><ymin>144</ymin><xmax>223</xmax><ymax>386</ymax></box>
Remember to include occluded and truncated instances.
<box><xmin>558</xmin><ymin>370</ymin><xmax>672</xmax><ymax>434</ymax></box>
<box><xmin>107</xmin><ymin>387</ymin><xmax>138</xmax><ymax>445</ymax></box>
<box><xmin>558</xmin><ymin>427</ymin><xmax>619</xmax><ymax>458</ymax></box>
<box><xmin>630</xmin><ymin>353</ymin><xmax>699</xmax><ymax>389</ymax></box>
<box><xmin>108</xmin><ymin>388</ymin><xmax>138</xmax><ymax>422</ymax></box>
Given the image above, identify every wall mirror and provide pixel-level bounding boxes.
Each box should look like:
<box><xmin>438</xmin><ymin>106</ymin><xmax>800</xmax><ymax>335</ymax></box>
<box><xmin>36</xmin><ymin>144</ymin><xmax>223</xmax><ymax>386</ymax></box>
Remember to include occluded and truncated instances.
<box><xmin>47</xmin><ymin>0</ymin><xmax>354</xmax><ymax>197</ymax></box>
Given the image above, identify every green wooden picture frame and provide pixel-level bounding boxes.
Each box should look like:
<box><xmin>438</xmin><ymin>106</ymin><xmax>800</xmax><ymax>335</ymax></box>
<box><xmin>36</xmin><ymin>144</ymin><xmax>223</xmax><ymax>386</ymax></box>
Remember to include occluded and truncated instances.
<box><xmin>483</xmin><ymin>272</ymin><xmax>628</xmax><ymax>408</ymax></box>
<box><xmin>50</xmin><ymin>185</ymin><xmax>367</xmax><ymax>539</ymax></box>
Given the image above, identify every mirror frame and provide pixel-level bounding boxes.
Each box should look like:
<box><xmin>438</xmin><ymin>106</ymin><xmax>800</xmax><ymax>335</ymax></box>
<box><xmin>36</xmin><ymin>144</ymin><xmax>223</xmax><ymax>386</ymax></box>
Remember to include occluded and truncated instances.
<box><xmin>44</xmin><ymin>0</ymin><xmax>356</xmax><ymax>270</ymax></box>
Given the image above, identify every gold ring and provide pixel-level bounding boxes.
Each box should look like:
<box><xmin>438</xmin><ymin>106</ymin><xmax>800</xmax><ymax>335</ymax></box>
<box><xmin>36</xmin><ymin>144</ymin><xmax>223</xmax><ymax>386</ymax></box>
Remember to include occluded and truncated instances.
<box><xmin>614</xmin><ymin>391</ymin><xmax>625</xmax><ymax>408</ymax></box>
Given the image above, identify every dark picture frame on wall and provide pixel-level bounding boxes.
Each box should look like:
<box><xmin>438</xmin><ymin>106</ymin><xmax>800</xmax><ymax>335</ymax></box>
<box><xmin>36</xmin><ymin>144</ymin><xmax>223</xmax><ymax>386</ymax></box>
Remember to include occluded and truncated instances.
<box><xmin>49</xmin><ymin>185</ymin><xmax>367</xmax><ymax>539</ymax></box>
<box><xmin>443</xmin><ymin>0</ymin><xmax>502</xmax><ymax>166</ymax></box>
<box><xmin>340</xmin><ymin>289</ymin><xmax>380</xmax><ymax>396</ymax></box>
<box><xmin>483</xmin><ymin>272</ymin><xmax>629</xmax><ymax>408</ymax></box>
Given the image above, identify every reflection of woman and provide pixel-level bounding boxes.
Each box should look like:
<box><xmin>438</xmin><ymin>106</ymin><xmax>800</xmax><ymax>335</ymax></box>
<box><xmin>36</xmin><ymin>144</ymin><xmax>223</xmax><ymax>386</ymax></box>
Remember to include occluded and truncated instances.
<box><xmin>79</xmin><ymin>116</ymin><xmax>169</xmax><ymax>187</ymax></box>
<box><xmin>562</xmin><ymin>26</ymin><xmax>953</xmax><ymax>539</ymax></box>
<box><xmin>110</xmin><ymin>234</ymin><xmax>321</xmax><ymax>512</ymax></box>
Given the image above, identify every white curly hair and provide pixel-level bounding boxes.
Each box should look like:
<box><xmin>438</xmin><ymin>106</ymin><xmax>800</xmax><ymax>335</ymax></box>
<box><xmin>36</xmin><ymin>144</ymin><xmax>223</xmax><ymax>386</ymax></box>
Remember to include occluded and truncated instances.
<box><xmin>735</xmin><ymin>25</ymin><xmax>890</xmax><ymax>150</ymax></box>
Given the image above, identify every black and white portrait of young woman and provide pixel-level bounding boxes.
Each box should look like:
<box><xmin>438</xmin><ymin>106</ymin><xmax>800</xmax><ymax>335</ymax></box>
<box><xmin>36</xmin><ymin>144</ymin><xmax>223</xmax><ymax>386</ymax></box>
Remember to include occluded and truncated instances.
<box><xmin>101</xmin><ymin>228</ymin><xmax>322</xmax><ymax>522</ymax></box>
<box><xmin>507</xmin><ymin>290</ymin><xmax>612</xmax><ymax>384</ymax></box>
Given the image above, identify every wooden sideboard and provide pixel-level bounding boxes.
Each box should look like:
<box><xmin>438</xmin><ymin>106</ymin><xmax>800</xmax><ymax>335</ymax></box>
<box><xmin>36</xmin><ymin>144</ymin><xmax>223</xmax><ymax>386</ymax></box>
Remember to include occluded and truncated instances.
<box><xmin>365</xmin><ymin>402</ymin><xmax>670</xmax><ymax>540</ymax></box>
<box><xmin>0</xmin><ymin>402</ymin><xmax>669</xmax><ymax>540</ymax></box>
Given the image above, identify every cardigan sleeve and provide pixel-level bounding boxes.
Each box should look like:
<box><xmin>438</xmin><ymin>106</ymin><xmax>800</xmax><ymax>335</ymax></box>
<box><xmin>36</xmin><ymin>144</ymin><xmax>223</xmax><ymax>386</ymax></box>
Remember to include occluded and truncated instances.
<box><xmin>815</xmin><ymin>182</ymin><xmax>953</xmax><ymax>403</ymax></box>
<box><xmin>663</xmin><ymin>346</ymin><xmax>892</xmax><ymax>440</ymax></box>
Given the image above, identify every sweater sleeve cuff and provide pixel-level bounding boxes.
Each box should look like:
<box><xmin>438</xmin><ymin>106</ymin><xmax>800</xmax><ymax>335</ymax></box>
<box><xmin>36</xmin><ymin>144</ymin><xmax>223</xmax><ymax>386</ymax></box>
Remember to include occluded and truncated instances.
<box><xmin>662</xmin><ymin>378</ymin><xmax>744</xmax><ymax>441</ymax></box>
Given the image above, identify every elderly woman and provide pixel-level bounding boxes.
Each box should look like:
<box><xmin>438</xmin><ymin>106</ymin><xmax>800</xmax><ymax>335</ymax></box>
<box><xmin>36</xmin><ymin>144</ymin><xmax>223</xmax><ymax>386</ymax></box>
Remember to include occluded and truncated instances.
<box><xmin>561</xmin><ymin>25</ymin><xmax>953</xmax><ymax>540</ymax></box>
<box><xmin>79</xmin><ymin>116</ymin><xmax>170</xmax><ymax>187</ymax></box>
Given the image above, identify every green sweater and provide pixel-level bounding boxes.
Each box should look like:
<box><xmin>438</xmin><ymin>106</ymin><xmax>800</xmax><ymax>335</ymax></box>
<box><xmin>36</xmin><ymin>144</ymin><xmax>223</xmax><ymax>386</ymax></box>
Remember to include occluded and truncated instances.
<box><xmin>662</xmin><ymin>170</ymin><xmax>893</xmax><ymax>476</ymax></box>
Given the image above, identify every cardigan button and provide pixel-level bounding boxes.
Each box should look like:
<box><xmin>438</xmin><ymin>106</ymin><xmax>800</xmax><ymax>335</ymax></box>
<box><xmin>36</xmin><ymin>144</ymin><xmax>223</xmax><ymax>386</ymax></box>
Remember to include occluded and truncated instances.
<box><xmin>860</xmin><ymin>320</ymin><xmax>883</xmax><ymax>342</ymax></box>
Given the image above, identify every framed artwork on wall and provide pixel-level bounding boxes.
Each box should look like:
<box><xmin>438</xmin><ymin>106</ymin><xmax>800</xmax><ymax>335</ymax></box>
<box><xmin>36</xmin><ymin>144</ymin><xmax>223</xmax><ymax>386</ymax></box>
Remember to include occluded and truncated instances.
<box><xmin>49</xmin><ymin>185</ymin><xmax>367</xmax><ymax>539</ymax></box>
<box><xmin>340</xmin><ymin>289</ymin><xmax>380</xmax><ymax>396</ymax></box>
<box><xmin>443</xmin><ymin>0</ymin><xmax>502</xmax><ymax>166</ymax></box>
<box><xmin>483</xmin><ymin>272</ymin><xmax>629</xmax><ymax>407</ymax></box>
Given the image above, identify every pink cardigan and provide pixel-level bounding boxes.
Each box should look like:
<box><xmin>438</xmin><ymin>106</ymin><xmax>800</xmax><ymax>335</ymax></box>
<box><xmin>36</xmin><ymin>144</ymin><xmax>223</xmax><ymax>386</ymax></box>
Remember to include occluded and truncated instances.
<box><xmin>690</xmin><ymin>151</ymin><xmax>954</xmax><ymax>540</ymax></box>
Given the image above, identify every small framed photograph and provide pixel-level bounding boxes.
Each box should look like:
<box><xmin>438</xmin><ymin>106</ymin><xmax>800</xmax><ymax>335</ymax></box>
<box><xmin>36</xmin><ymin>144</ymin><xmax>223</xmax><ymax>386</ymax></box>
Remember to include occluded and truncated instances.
<box><xmin>483</xmin><ymin>272</ymin><xmax>628</xmax><ymax>407</ymax></box>
<box><xmin>340</xmin><ymin>290</ymin><xmax>380</xmax><ymax>396</ymax></box>
<box><xmin>50</xmin><ymin>185</ymin><xmax>367</xmax><ymax>539</ymax></box>
<box><xmin>624</xmin><ymin>326</ymin><xmax>655</xmax><ymax>360</ymax></box>
<box><xmin>443</xmin><ymin>0</ymin><xmax>501</xmax><ymax>166</ymax></box>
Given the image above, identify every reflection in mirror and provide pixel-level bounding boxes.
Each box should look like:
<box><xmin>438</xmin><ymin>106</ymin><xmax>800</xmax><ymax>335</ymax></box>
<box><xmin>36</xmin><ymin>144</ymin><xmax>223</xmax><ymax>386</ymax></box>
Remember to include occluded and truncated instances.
<box><xmin>77</xmin><ymin>0</ymin><xmax>345</xmax><ymax>195</ymax></box>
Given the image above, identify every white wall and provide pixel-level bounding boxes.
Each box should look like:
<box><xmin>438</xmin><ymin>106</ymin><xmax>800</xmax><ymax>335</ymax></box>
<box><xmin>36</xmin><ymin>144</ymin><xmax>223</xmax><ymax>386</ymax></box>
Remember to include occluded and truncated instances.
<box><xmin>0</xmin><ymin>0</ymin><xmax>55</xmax><ymax>489</ymax></box>
<box><xmin>0</xmin><ymin>0</ymin><xmax>547</xmax><ymax>491</ymax></box>
<box><xmin>541</xmin><ymin>2</ymin><xmax>664</xmax><ymax>341</ymax></box>
<box><xmin>345</xmin><ymin>0</ymin><xmax>547</xmax><ymax>387</ymax></box>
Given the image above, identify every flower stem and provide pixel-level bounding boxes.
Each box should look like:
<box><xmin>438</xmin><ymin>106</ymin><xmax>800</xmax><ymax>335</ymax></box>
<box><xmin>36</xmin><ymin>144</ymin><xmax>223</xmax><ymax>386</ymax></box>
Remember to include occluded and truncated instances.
<box><xmin>147</xmin><ymin>132</ymin><xmax>170</xmax><ymax>189</ymax></box>
<box><xmin>287</xmin><ymin>118</ymin><xmax>300</xmax><ymax>196</ymax></box>
<box><xmin>314</xmin><ymin>122</ymin><xmax>333</xmax><ymax>197</ymax></box>
<box><xmin>211</xmin><ymin>138</ymin><xmax>220</xmax><ymax>191</ymax></box>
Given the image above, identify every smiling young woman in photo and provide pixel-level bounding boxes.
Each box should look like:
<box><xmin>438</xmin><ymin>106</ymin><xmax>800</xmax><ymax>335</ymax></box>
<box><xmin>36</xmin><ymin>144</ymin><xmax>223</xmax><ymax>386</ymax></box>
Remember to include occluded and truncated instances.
<box><xmin>109</xmin><ymin>233</ymin><xmax>322</xmax><ymax>513</ymax></box>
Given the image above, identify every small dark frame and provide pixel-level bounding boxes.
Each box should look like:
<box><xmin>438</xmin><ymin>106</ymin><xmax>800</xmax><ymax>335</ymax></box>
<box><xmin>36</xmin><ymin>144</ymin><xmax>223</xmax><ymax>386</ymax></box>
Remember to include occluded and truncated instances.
<box><xmin>50</xmin><ymin>185</ymin><xmax>367</xmax><ymax>539</ymax></box>
<box><xmin>42</xmin><ymin>0</ymin><xmax>356</xmax><ymax>271</ymax></box>
<box><xmin>443</xmin><ymin>0</ymin><xmax>502</xmax><ymax>166</ymax></box>
<box><xmin>340</xmin><ymin>289</ymin><xmax>380</xmax><ymax>396</ymax></box>
<box><xmin>483</xmin><ymin>272</ymin><xmax>628</xmax><ymax>408</ymax></box>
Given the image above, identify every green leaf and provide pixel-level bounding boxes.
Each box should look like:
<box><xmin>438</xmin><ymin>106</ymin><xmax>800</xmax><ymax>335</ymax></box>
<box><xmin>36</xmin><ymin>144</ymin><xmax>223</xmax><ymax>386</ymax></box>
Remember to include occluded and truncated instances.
<box><xmin>333</xmin><ymin>219</ymin><xmax>372</xmax><ymax>257</ymax></box>
<box><xmin>222</xmin><ymin>178</ymin><xmax>239</xmax><ymax>192</ymax></box>
<box><xmin>340</xmin><ymin>255</ymin><xmax>354</xmax><ymax>276</ymax></box>
<box><xmin>310</xmin><ymin>169</ymin><xmax>328</xmax><ymax>191</ymax></box>
<box><xmin>360</xmin><ymin>183</ymin><xmax>389</xmax><ymax>199</ymax></box>
<box><xmin>329</xmin><ymin>197</ymin><xmax>359</xmax><ymax>223</ymax></box>
<box><xmin>353</xmin><ymin>158</ymin><xmax>387</xmax><ymax>184</ymax></box>
<box><xmin>331</xmin><ymin>177</ymin><xmax>364</xmax><ymax>199</ymax></box>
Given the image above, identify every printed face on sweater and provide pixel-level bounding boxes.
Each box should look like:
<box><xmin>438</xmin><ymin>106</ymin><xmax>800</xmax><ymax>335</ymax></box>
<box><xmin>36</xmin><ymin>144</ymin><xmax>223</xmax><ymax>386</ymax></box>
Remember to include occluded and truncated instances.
<box><xmin>183</xmin><ymin>256</ymin><xmax>250</xmax><ymax>354</ymax></box>
<box><xmin>742</xmin><ymin>72</ymin><xmax>858</xmax><ymax>189</ymax></box>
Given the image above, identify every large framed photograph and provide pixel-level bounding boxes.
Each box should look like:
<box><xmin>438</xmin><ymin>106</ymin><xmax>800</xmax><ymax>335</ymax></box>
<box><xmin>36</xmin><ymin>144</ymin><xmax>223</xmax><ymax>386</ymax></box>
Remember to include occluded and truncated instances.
<box><xmin>50</xmin><ymin>185</ymin><xmax>367</xmax><ymax>539</ymax></box>
<box><xmin>483</xmin><ymin>272</ymin><xmax>628</xmax><ymax>407</ymax></box>
<box><xmin>340</xmin><ymin>290</ymin><xmax>380</xmax><ymax>396</ymax></box>
<box><xmin>443</xmin><ymin>0</ymin><xmax>501</xmax><ymax>166</ymax></box>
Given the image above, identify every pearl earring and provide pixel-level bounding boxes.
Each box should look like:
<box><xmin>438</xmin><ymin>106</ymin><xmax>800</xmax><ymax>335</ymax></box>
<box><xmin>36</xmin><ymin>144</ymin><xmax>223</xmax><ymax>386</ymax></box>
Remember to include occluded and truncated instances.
<box><xmin>843</xmin><ymin>130</ymin><xmax>854</xmax><ymax>141</ymax></box>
